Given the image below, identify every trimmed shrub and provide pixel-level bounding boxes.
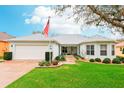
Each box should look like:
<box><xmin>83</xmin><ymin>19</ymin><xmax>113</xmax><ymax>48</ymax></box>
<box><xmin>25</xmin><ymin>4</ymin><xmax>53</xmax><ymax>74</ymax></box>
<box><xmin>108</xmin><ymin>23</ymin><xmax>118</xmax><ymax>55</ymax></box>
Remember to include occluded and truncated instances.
<box><xmin>52</xmin><ymin>60</ymin><xmax>59</xmax><ymax>65</ymax></box>
<box><xmin>103</xmin><ymin>58</ymin><xmax>111</xmax><ymax>64</ymax></box>
<box><xmin>55</xmin><ymin>56</ymin><xmax>60</xmax><ymax>61</ymax></box>
<box><xmin>116</xmin><ymin>56</ymin><xmax>124</xmax><ymax>63</ymax></box>
<box><xmin>74</xmin><ymin>55</ymin><xmax>79</xmax><ymax>60</ymax></box>
<box><xmin>60</xmin><ymin>56</ymin><xmax>66</xmax><ymax>61</ymax></box>
<box><xmin>112</xmin><ymin>58</ymin><xmax>121</xmax><ymax>64</ymax></box>
<box><xmin>55</xmin><ymin>55</ymin><xmax>66</xmax><ymax>61</ymax></box>
<box><xmin>3</xmin><ymin>52</ymin><xmax>12</xmax><ymax>60</ymax></box>
<box><xmin>121</xmin><ymin>58</ymin><xmax>124</xmax><ymax>63</ymax></box>
<box><xmin>44</xmin><ymin>61</ymin><xmax>51</xmax><ymax>66</ymax></box>
<box><xmin>39</xmin><ymin>60</ymin><xmax>51</xmax><ymax>66</ymax></box>
<box><xmin>39</xmin><ymin>61</ymin><xmax>45</xmax><ymax>66</ymax></box>
<box><xmin>95</xmin><ymin>58</ymin><xmax>101</xmax><ymax>62</ymax></box>
<box><xmin>89</xmin><ymin>59</ymin><xmax>95</xmax><ymax>62</ymax></box>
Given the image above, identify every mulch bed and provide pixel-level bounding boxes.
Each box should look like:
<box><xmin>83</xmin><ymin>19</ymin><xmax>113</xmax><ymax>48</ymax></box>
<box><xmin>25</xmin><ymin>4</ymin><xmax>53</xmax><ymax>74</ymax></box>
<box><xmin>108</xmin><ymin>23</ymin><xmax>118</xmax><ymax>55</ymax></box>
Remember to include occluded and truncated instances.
<box><xmin>36</xmin><ymin>63</ymin><xmax>64</xmax><ymax>68</ymax></box>
<box><xmin>79</xmin><ymin>59</ymin><xmax>124</xmax><ymax>65</ymax></box>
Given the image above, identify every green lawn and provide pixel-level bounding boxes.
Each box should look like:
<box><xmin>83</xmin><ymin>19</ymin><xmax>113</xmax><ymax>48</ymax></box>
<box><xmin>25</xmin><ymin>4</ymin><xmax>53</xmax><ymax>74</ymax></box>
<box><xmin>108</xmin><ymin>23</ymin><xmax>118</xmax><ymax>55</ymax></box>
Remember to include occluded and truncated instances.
<box><xmin>7</xmin><ymin>61</ymin><xmax>124</xmax><ymax>88</ymax></box>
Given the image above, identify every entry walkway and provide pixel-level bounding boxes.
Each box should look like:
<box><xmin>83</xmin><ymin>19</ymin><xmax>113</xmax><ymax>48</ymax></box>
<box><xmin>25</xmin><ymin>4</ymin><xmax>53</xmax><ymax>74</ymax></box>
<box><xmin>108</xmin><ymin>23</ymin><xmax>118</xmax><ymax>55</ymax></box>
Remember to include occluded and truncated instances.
<box><xmin>64</xmin><ymin>55</ymin><xmax>76</xmax><ymax>64</ymax></box>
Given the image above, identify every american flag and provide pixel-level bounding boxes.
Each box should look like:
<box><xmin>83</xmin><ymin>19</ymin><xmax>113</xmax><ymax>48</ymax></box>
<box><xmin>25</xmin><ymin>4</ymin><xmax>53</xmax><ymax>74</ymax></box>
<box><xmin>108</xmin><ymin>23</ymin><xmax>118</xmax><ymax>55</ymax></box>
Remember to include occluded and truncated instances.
<box><xmin>42</xmin><ymin>17</ymin><xmax>50</xmax><ymax>37</ymax></box>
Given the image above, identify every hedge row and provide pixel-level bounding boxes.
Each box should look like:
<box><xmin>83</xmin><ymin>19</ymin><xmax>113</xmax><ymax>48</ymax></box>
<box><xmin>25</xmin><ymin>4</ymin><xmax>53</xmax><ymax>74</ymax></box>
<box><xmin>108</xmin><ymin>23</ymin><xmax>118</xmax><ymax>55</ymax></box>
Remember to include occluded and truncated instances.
<box><xmin>89</xmin><ymin>57</ymin><xmax>124</xmax><ymax>64</ymax></box>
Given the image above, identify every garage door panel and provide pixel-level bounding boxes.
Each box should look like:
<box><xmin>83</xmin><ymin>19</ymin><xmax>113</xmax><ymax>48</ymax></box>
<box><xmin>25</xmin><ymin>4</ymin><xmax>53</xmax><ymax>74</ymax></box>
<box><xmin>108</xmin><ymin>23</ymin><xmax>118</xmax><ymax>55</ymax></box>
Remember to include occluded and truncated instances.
<box><xmin>14</xmin><ymin>45</ymin><xmax>48</xmax><ymax>59</ymax></box>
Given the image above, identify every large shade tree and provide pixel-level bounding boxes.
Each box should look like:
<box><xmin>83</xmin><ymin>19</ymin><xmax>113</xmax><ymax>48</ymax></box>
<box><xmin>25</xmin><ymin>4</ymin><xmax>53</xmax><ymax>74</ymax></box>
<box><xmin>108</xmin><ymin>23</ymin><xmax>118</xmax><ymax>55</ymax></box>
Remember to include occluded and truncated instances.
<box><xmin>54</xmin><ymin>5</ymin><xmax>124</xmax><ymax>34</ymax></box>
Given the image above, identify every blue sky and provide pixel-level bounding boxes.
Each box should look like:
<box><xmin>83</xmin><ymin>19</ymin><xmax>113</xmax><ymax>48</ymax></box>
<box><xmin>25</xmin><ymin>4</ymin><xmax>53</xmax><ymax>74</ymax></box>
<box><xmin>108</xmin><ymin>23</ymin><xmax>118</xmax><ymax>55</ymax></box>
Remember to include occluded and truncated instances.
<box><xmin>0</xmin><ymin>5</ymin><xmax>121</xmax><ymax>38</ymax></box>
<box><xmin>0</xmin><ymin>5</ymin><xmax>40</xmax><ymax>36</ymax></box>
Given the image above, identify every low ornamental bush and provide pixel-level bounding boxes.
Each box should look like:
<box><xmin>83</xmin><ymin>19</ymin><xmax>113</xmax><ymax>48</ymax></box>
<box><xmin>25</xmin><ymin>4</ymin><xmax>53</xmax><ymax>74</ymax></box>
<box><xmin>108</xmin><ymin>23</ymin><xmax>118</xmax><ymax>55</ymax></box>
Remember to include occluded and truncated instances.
<box><xmin>52</xmin><ymin>60</ymin><xmax>59</xmax><ymax>65</ymax></box>
<box><xmin>112</xmin><ymin>58</ymin><xmax>121</xmax><ymax>64</ymax></box>
<box><xmin>39</xmin><ymin>60</ymin><xmax>51</xmax><ymax>66</ymax></box>
<box><xmin>89</xmin><ymin>59</ymin><xmax>95</xmax><ymax>62</ymax></box>
<box><xmin>55</xmin><ymin>55</ymin><xmax>66</xmax><ymax>61</ymax></box>
<box><xmin>3</xmin><ymin>52</ymin><xmax>12</xmax><ymax>60</ymax></box>
<box><xmin>116</xmin><ymin>56</ymin><xmax>124</xmax><ymax>63</ymax></box>
<box><xmin>103</xmin><ymin>58</ymin><xmax>111</xmax><ymax>64</ymax></box>
<box><xmin>55</xmin><ymin>56</ymin><xmax>60</xmax><ymax>61</ymax></box>
<box><xmin>60</xmin><ymin>56</ymin><xmax>66</xmax><ymax>61</ymax></box>
<box><xmin>44</xmin><ymin>61</ymin><xmax>51</xmax><ymax>66</ymax></box>
<box><xmin>74</xmin><ymin>55</ymin><xmax>79</xmax><ymax>60</ymax></box>
<box><xmin>39</xmin><ymin>61</ymin><xmax>45</xmax><ymax>66</ymax></box>
<box><xmin>95</xmin><ymin>58</ymin><xmax>101</xmax><ymax>62</ymax></box>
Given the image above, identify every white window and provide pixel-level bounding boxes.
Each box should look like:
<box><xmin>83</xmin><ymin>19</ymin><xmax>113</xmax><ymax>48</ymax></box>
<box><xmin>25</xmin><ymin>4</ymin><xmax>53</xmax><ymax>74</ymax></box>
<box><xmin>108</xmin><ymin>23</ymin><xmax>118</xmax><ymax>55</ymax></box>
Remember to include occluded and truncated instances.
<box><xmin>112</xmin><ymin>45</ymin><xmax>115</xmax><ymax>55</ymax></box>
<box><xmin>86</xmin><ymin>45</ymin><xmax>94</xmax><ymax>55</ymax></box>
<box><xmin>100</xmin><ymin>45</ymin><xmax>107</xmax><ymax>56</ymax></box>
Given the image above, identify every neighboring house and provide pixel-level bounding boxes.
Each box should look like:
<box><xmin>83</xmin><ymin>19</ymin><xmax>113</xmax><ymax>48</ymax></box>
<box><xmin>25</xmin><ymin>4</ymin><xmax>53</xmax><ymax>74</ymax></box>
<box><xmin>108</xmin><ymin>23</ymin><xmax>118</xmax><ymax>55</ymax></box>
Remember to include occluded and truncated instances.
<box><xmin>8</xmin><ymin>34</ymin><xmax>116</xmax><ymax>60</ymax></box>
<box><xmin>115</xmin><ymin>42</ymin><xmax>124</xmax><ymax>57</ymax></box>
<box><xmin>0</xmin><ymin>32</ymin><xmax>14</xmax><ymax>57</ymax></box>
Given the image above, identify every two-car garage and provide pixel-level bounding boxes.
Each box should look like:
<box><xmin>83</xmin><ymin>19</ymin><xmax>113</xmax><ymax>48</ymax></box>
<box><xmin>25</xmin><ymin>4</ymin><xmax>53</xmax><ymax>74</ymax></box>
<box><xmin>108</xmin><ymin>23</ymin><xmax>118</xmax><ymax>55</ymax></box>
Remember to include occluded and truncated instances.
<box><xmin>11</xmin><ymin>42</ymin><xmax>59</xmax><ymax>60</ymax></box>
<box><xmin>8</xmin><ymin>34</ymin><xmax>59</xmax><ymax>60</ymax></box>
<box><xmin>14</xmin><ymin>45</ymin><xmax>49</xmax><ymax>60</ymax></box>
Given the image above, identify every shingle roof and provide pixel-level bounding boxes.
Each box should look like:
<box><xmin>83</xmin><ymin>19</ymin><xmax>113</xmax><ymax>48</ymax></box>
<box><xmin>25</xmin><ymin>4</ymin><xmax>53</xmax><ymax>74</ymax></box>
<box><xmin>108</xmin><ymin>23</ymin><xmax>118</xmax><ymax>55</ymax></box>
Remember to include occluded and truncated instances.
<box><xmin>0</xmin><ymin>32</ymin><xmax>15</xmax><ymax>41</ymax></box>
<box><xmin>82</xmin><ymin>35</ymin><xmax>115</xmax><ymax>43</ymax></box>
<box><xmin>8</xmin><ymin>34</ymin><xmax>53</xmax><ymax>41</ymax></box>
<box><xmin>52</xmin><ymin>34</ymin><xmax>88</xmax><ymax>44</ymax></box>
<box><xmin>8</xmin><ymin>34</ymin><xmax>115</xmax><ymax>44</ymax></box>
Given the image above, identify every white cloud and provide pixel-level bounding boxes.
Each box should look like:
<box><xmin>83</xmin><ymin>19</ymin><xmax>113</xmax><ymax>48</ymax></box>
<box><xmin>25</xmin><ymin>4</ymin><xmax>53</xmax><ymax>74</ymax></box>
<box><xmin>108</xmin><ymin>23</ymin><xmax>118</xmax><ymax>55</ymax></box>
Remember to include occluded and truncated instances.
<box><xmin>33</xmin><ymin>6</ymin><xmax>55</xmax><ymax>17</ymax></box>
<box><xmin>24</xmin><ymin>6</ymin><xmax>81</xmax><ymax>35</ymax></box>
<box><xmin>25</xmin><ymin>16</ymin><xmax>41</xmax><ymax>24</ymax></box>
<box><xmin>24</xmin><ymin>6</ymin><xmax>122</xmax><ymax>38</ymax></box>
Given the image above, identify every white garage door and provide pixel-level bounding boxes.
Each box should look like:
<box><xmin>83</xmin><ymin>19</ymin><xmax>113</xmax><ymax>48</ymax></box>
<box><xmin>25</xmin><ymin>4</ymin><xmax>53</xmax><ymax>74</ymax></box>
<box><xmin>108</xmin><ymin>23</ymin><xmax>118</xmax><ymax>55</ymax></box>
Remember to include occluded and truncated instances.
<box><xmin>14</xmin><ymin>45</ymin><xmax>48</xmax><ymax>59</ymax></box>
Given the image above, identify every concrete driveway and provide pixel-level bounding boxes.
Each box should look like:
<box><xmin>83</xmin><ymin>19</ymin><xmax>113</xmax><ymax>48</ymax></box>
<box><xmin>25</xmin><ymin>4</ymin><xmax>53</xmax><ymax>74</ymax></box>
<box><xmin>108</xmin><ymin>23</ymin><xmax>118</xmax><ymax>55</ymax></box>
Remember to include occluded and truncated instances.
<box><xmin>0</xmin><ymin>60</ymin><xmax>38</xmax><ymax>88</ymax></box>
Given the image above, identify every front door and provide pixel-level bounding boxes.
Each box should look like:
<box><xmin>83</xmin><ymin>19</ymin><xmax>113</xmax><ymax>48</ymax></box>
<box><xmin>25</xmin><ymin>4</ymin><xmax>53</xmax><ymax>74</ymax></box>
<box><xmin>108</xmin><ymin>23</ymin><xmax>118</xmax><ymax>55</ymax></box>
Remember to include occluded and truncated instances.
<box><xmin>61</xmin><ymin>46</ymin><xmax>77</xmax><ymax>55</ymax></box>
<box><xmin>61</xmin><ymin>46</ymin><xmax>67</xmax><ymax>55</ymax></box>
<box><xmin>71</xmin><ymin>47</ymin><xmax>77</xmax><ymax>55</ymax></box>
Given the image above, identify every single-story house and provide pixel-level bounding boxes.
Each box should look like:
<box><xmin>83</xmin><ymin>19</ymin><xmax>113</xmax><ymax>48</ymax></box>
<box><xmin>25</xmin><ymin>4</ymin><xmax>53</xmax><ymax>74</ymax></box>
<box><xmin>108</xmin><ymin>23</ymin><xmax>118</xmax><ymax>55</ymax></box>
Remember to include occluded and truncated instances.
<box><xmin>115</xmin><ymin>42</ymin><xmax>124</xmax><ymax>57</ymax></box>
<box><xmin>0</xmin><ymin>32</ymin><xmax>14</xmax><ymax>57</ymax></box>
<box><xmin>8</xmin><ymin>34</ymin><xmax>116</xmax><ymax>60</ymax></box>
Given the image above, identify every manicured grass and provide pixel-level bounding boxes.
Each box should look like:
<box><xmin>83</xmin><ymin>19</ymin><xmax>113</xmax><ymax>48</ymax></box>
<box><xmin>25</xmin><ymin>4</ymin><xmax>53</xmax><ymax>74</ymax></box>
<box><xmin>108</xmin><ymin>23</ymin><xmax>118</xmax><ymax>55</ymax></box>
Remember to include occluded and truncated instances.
<box><xmin>7</xmin><ymin>61</ymin><xmax>124</xmax><ymax>88</ymax></box>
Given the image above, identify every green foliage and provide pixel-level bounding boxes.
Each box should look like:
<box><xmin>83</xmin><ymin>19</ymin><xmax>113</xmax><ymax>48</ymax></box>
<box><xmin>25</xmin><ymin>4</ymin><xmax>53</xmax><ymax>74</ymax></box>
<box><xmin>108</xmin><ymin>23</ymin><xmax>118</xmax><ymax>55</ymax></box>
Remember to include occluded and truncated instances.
<box><xmin>3</xmin><ymin>52</ymin><xmax>12</xmax><ymax>60</ymax></box>
<box><xmin>116</xmin><ymin>56</ymin><xmax>124</xmax><ymax>63</ymax></box>
<box><xmin>95</xmin><ymin>58</ymin><xmax>101</xmax><ymax>62</ymax></box>
<box><xmin>103</xmin><ymin>58</ymin><xmax>111</xmax><ymax>64</ymax></box>
<box><xmin>39</xmin><ymin>60</ymin><xmax>51</xmax><ymax>66</ymax></box>
<box><xmin>55</xmin><ymin>56</ymin><xmax>60</xmax><ymax>60</ymax></box>
<box><xmin>112</xmin><ymin>58</ymin><xmax>121</xmax><ymax>64</ymax></box>
<box><xmin>74</xmin><ymin>55</ymin><xmax>83</xmax><ymax>60</ymax></box>
<box><xmin>74</xmin><ymin>55</ymin><xmax>79</xmax><ymax>60</ymax></box>
<box><xmin>44</xmin><ymin>61</ymin><xmax>51</xmax><ymax>66</ymax></box>
<box><xmin>89</xmin><ymin>59</ymin><xmax>95</xmax><ymax>62</ymax></box>
<box><xmin>55</xmin><ymin>55</ymin><xmax>66</xmax><ymax>61</ymax></box>
<box><xmin>7</xmin><ymin>61</ymin><xmax>124</xmax><ymax>88</ymax></box>
<box><xmin>38</xmin><ymin>61</ymin><xmax>45</xmax><ymax>66</ymax></box>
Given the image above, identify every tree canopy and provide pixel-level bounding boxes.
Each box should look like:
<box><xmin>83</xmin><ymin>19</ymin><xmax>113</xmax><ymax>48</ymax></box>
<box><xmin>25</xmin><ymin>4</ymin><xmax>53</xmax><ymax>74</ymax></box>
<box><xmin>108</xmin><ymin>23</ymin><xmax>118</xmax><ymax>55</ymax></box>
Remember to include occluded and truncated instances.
<box><xmin>55</xmin><ymin>5</ymin><xmax>124</xmax><ymax>34</ymax></box>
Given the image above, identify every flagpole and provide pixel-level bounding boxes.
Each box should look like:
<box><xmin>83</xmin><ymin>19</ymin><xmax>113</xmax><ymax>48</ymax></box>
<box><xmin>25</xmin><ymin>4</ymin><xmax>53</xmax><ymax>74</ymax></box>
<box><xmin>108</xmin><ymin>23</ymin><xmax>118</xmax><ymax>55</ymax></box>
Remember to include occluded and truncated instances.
<box><xmin>42</xmin><ymin>16</ymin><xmax>51</xmax><ymax>63</ymax></box>
<box><xmin>48</xmin><ymin>16</ymin><xmax>51</xmax><ymax>64</ymax></box>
